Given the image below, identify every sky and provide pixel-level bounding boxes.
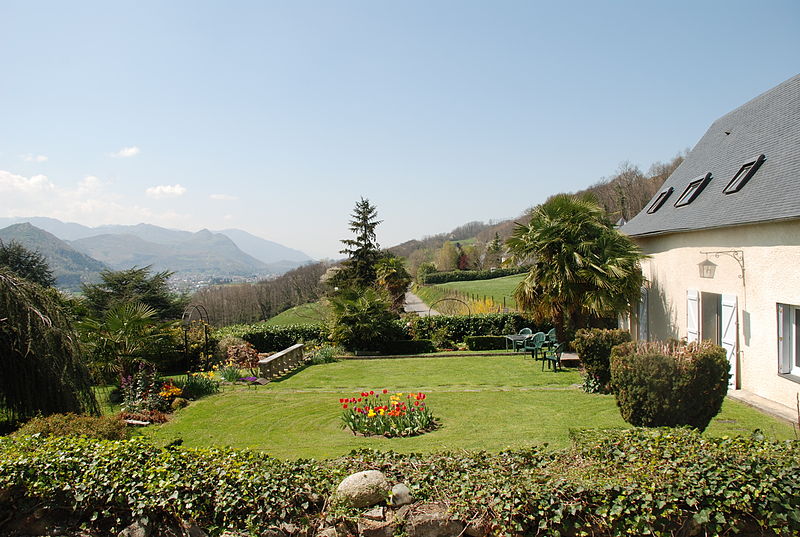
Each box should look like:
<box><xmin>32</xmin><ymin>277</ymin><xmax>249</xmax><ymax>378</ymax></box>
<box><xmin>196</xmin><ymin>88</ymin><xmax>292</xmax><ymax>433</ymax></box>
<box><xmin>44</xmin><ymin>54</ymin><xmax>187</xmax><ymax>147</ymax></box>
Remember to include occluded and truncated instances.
<box><xmin>1</xmin><ymin>1</ymin><xmax>798</xmax><ymax>259</ymax></box>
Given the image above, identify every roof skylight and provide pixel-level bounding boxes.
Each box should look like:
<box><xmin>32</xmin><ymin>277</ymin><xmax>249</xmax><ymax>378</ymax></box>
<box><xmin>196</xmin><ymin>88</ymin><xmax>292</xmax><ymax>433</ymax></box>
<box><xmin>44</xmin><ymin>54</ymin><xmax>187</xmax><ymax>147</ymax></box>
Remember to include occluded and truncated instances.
<box><xmin>674</xmin><ymin>173</ymin><xmax>712</xmax><ymax>207</ymax></box>
<box><xmin>647</xmin><ymin>187</ymin><xmax>674</xmax><ymax>214</ymax></box>
<box><xmin>723</xmin><ymin>154</ymin><xmax>765</xmax><ymax>194</ymax></box>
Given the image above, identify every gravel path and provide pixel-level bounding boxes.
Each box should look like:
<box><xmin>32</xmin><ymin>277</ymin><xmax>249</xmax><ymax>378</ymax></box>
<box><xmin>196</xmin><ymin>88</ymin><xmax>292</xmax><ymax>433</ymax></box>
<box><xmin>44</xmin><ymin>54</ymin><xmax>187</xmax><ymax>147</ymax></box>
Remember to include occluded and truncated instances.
<box><xmin>403</xmin><ymin>290</ymin><xmax>439</xmax><ymax>316</ymax></box>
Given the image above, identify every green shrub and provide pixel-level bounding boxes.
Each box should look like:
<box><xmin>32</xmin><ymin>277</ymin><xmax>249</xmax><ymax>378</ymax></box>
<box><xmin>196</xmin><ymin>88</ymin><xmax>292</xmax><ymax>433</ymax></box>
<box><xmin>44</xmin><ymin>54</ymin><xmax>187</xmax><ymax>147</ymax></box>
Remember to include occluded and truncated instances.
<box><xmin>409</xmin><ymin>313</ymin><xmax>547</xmax><ymax>343</ymax></box>
<box><xmin>610</xmin><ymin>341</ymin><xmax>730</xmax><ymax>431</ymax></box>
<box><xmin>420</xmin><ymin>266</ymin><xmax>528</xmax><ymax>284</ymax></box>
<box><xmin>13</xmin><ymin>413</ymin><xmax>128</xmax><ymax>440</ymax></box>
<box><xmin>213</xmin><ymin>323</ymin><xmax>326</xmax><ymax>353</ymax></box>
<box><xmin>573</xmin><ymin>328</ymin><xmax>632</xmax><ymax>392</ymax></box>
<box><xmin>0</xmin><ymin>432</ymin><xmax>798</xmax><ymax>535</ymax></box>
<box><xmin>174</xmin><ymin>372</ymin><xmax>220</xmax><ymax>399</ymax></box>
<box><xmin>307</xmin><ymin>344</ymin><xmax>343</xmax><ymax>364</ymax></box>
<box><xmin>380</xmin><ymin>339</ymin><xmax>435</xmax><ymax>355</ymax></box>
<box><xmin>464</xmin><ymin>335</ymin><xmax>507</xmax><ymax>351</ymax></box>
<box><xmin>328</xmin><ymin>288</ymin><xmax>403</xmax><ymax>351</ymax></box>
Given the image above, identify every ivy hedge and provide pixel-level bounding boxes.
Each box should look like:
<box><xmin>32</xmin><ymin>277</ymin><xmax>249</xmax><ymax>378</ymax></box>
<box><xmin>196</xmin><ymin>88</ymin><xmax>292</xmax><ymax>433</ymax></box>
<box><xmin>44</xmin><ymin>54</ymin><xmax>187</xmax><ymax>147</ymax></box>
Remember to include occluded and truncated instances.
<box><xmin>464</xmin><ymin>335</ymin><xmax>508</xmax><ymax>351</ymax></box>
<box><xmin>0</xmin><ymin>429</ymin><xmax>798</xmax><ymax>535</ymax></box>
<box><xmin>419</xmin><ymin>267</ymin><xmax>528</xmax><ymax>284</ymax></box>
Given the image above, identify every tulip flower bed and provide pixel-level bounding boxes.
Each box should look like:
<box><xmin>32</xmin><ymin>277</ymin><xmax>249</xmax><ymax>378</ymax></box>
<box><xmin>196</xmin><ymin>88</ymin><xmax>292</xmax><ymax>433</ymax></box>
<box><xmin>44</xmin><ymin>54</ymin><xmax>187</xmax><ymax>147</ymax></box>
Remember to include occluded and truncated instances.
<box><xmin>340</xmin><ymin>389</ymin><xmax>436</xmax><ymax>437</ymax></box>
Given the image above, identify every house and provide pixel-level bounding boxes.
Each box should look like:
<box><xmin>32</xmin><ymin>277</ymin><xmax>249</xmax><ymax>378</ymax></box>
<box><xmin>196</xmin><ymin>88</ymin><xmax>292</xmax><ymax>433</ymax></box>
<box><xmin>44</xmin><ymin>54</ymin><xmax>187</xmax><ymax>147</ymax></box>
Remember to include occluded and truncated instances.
<box><xmin>622</xmin><ymin>74</ymin><xmax>800</xmax><ymax>413</ymax></box>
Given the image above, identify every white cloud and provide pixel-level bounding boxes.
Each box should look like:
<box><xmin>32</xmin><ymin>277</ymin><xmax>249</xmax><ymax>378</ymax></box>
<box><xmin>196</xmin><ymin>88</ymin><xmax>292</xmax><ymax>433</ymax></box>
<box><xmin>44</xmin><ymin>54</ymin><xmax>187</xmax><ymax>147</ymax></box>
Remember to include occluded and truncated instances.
<box><xmin>21</xmin><ymin>153</ymin><xmax>48</xmax><ymax>162</ymax></box>
<box><xmin>210</xmin><ymin>193</ymin><xmax>238</xmax><ymax>201</ymax></box>
<box><xmin>111</xmin><ymin>146</ymin><xmax>140</xmax><ymax>158</ymax></box>
<box><xmin>0</xmin><ymin>170</ymin><xmax>55</xmax><ymax>193</ymax></box>
<box><xmin>0</xmin><ymin>169</ymin><xmax>191</xmax><ymax>229</ymax></box>
<box><xmin>145</xmin><ymin>184</ymin><xmax>187</xmax><ymax>199</ymax></box>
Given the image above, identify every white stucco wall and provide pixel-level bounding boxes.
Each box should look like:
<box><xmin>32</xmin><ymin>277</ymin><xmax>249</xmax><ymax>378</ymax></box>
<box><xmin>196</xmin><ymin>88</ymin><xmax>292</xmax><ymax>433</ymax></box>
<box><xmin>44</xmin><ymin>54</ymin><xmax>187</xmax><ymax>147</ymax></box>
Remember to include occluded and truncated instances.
<box><xmin>634</xmin><ymin>219</ymin><xmax>800</xmax><ymax>411</ymax></box>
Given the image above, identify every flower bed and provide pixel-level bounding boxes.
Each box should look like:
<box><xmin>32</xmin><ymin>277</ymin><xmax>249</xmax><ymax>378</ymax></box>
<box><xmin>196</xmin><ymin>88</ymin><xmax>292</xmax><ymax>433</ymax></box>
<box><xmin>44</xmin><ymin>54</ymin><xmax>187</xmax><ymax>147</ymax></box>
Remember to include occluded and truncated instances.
<box><xmin>340</xmin><ymin>389</ymin><xmax>437</xmax><ymax>437</ymax></box>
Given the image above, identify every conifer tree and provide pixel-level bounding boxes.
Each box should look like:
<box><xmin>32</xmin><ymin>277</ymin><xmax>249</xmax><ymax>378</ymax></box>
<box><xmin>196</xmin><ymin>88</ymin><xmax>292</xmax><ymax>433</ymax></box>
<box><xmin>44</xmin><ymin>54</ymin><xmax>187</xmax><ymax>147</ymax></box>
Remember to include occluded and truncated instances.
<box><xmin>338</xmin><ymin>197</ymin><xmax>382</xmax><ymax>288</ymax></box>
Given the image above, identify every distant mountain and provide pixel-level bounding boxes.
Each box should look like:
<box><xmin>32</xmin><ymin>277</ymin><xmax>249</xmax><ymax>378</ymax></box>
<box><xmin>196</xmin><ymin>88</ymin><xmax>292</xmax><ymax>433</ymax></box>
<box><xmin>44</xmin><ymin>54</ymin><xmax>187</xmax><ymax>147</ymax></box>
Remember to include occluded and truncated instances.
<box><xmin>0</xmin><ymin>217</ymin><xmax>314</xmax><ymax>270</ymax></box>
<box><xmin>214</xmin><ymin>228</ymin><xmax>312</xmax><ymax>264</ymax></box>
<box><xmin>70</xmin><ymin>229</ymin><xmax>271</xmax><ymax>278</ymax></box>
<box><xmin>0</xmin><ymin>223</ymin><xmax>107</xmax><ymax>290</ymax></box>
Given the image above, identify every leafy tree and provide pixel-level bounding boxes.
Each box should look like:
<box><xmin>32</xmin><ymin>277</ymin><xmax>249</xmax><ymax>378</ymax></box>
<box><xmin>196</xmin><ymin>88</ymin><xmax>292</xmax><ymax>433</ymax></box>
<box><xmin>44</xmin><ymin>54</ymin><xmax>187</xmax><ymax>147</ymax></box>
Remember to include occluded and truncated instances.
<box><xmin>328</xmin><ymin>287</ymin><xmax>400</xmax><ymax>351</ymax></box>
<box><xmin>375</xmin><ymin>256</ymin><xmax>412</xmax><ymax>312</ymax></box>
<box><xmin>338</xmin><ymin>197</ymin><xmax>382</xmax><ymax>288</ymax></box>
<box><xmin>435</xmin><ymin>242</ymin><xmax>459</xmax><ymax>271</ymax></box>
<box><xmin>0</xmin><ymin>268</ymin><xmax>98</xmax><ymax>429</ymax></box>
<box><xmin>506</xmin><ymin>194</ymin><xmax>644</xmax><ymax>342</ymax></box>
<box><xmin>0</xmin><ymin>239</ymin><xmax>56</xmax><ymax>287</ymax></box>
<box><xmin>81</xmin><ymin>266</ymin><xmax>186</xmax><ymax>320</ymax></box>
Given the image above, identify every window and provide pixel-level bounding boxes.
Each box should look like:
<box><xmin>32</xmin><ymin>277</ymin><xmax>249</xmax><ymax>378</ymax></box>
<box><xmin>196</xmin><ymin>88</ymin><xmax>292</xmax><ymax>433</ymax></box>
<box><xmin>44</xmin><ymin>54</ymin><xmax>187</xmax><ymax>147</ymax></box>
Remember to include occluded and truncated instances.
<box><xmin>778</xmin><ymin>303</ymin><xmax>800</xmax><ymax>376</ymax></box>
<box><xmin>647</xmin><ymin>187</ymin><xmax>673</xmax><ymax>214</ymax></box>
<box><xmin>675</xmin><ymin>173</ymin><xmax>712</xmax><ymax>207</ymax></box>
<box><xmin>723</xmin><ymin>154</ymin><xmax>766</xmax><ymax>194</ymax></box>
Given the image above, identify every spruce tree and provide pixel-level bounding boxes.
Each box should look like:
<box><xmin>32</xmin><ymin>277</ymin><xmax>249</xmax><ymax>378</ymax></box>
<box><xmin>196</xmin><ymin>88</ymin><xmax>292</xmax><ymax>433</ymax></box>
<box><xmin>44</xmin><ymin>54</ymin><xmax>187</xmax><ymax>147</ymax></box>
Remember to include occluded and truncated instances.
<box><xmin>339</xmin><ymin>197</ymin><xmax>382</xmax><ymax>288</ymax></box>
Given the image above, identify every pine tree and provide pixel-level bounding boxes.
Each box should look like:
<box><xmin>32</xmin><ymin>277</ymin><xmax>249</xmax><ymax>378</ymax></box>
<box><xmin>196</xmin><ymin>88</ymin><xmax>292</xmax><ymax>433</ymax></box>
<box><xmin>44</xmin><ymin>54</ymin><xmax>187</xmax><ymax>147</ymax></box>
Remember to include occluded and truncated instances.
<box><xmin>339</xmin><ymin>197</ymin><xmax>383</xmax><ymax>288</ymax></box>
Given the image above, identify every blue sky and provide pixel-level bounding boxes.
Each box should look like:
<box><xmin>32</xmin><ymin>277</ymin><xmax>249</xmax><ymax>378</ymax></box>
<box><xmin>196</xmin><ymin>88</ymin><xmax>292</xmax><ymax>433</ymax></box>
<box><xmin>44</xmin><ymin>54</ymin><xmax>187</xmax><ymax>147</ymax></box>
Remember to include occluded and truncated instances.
<box><xmin>1</xmin><ymin>1</ymin><xmax>798</xmax><ymax>259</ymax></box>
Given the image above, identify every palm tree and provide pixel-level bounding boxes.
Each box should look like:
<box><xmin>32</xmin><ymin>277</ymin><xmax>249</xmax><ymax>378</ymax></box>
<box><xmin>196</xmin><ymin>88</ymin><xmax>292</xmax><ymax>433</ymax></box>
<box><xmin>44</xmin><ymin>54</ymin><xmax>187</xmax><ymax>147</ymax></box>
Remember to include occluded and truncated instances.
<box><xmin>77</xmin><ymin>302</ymin><xmax>173</xmax><ymax>383</ymax></box>
<box><xmin>375</xmin><ymin>256</ymin><xmax>412</xmax><ymax>312</ymax></box>
<box><xmin>506</xmin><ymin>194</ymin><xmax>644</xmax><ymax>342</ymax></box>
<box><xmin>0</xmin><ymin>268</ymin><xmax>98</xmax><ymax>429</ymax></box>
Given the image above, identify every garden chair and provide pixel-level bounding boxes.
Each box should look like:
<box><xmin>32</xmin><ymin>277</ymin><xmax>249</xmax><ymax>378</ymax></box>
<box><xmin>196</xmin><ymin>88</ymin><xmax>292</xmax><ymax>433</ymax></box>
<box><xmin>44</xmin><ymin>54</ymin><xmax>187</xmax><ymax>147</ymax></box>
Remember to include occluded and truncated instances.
<box><xmin>523</xmin><ymin>332</ymin><xmax>546</xmax><ymax>361</ymax></box>
<box><xmin>513</xmin><ymin>328</ymin><xmax>533</xmax><ymax>351</ymax></box>
<box><xmin>542</xmin><ymin>342</ymin><xmax>565</xmax><ymax>371</ymax></box>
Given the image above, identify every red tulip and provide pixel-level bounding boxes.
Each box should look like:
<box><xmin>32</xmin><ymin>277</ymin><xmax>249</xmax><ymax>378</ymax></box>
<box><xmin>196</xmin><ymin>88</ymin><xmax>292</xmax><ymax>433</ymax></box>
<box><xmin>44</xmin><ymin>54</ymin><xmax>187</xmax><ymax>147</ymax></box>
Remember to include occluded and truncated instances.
<box><xmin>382</xmin><ymin>389</ymin><xmax>388</xmax><ymax>394</ymax></box>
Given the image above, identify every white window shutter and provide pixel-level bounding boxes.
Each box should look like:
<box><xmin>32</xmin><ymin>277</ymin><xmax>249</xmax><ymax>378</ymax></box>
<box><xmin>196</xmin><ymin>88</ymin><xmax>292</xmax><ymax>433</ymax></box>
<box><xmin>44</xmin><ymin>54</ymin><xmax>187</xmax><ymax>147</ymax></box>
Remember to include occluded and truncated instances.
<box><xmin>777</xmin><ymin>304</ymin><xmax>788</xmax><ymax>374</ymax></box>
<box><xmin>721</xmin><ymin>294</ymin><xmax>738</xmax><ymax>388</ymax></box>
<box><xmin>687</xmin><ymin>289</ymin><xmax>699</xmax><ymax>343</ymax></box>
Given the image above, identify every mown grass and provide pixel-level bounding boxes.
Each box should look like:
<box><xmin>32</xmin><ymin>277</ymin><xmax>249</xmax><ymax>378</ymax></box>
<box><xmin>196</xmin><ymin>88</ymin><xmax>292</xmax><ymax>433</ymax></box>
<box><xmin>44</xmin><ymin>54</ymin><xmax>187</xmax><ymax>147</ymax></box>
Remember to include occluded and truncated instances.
<box><xmin>266</xmin><ymin>302</ymin><xmax>329</xmax><ymax>326</ymax></box>
<box><xmin>414</xmin><ymin>274</ymin><xmax>525</xmax><ymax>313</ymax></box>
<box><xmin>143</xmin><ymin>355</ymin><xmax>796</xmax><ymax>459</ymax></box>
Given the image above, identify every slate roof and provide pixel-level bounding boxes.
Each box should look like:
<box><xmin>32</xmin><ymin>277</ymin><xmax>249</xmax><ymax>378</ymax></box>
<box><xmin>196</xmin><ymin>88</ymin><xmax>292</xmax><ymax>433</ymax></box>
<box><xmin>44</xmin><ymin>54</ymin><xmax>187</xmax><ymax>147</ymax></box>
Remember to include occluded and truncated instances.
<box><xmin>623</xmin><ymin>74</ymin><xmax>800</xmax><ymax>237</ymax></box>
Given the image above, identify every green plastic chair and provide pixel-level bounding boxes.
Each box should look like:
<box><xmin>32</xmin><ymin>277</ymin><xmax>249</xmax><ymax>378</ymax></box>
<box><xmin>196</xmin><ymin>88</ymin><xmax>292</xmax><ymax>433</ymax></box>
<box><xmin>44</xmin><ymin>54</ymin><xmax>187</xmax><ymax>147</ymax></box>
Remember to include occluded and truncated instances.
<box><xmin>513</xmin><ymin>328</ymin><xmax>533</xmax><ymax>352</ymax></box>
<box><xmin>523</xmin><ymin>332</ymin><xmax>546</xmax><ymax>360</ymax></box>
<box><xmin>542</xmin><ymin>342</ymin><xmax>565</xmax><ymax>371</ymax></box>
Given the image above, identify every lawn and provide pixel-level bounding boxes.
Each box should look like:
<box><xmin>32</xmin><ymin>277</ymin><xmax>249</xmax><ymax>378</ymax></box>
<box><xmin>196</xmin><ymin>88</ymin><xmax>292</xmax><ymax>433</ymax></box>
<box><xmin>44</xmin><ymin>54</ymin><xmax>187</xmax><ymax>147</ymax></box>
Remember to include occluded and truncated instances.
<box><xmin>266</xmin><ymin>301</ymin><xmax>329</xmax><ymax>326</ymax></box>
<box><xmin>143</xmin><ymin>355</ymin><xmax>796</xmax><ymax>459</ymax></box>
<box><xmin>416</xmin><ymin>274</ymin><xmax>526</xmax><ymax>312</ymax></box>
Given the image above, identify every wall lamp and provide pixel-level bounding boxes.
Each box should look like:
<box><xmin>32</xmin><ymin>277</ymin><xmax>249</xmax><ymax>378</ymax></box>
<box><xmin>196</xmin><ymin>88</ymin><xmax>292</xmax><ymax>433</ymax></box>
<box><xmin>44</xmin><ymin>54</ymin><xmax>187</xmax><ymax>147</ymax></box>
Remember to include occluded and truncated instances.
<box><xmin>698</xmin><ymin>250</ymin><xmax>746</xmax><ymax>285</ymax></box>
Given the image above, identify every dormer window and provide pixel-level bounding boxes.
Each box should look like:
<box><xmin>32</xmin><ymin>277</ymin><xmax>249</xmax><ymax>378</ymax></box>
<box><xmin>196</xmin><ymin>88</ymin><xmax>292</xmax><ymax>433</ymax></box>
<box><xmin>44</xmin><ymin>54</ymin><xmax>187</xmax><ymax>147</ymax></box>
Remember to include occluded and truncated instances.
<box><xmin>647</xmin><ymin>187</ymin><xmax>674</xmax><ymax>214</ymax></box>
<box><xmin>674</xmin><ymin>173</ymin><xmax>712</xmax><ymax>207</ymax></box>
<box><xmin>723</xmin><ymin>154</ymin><xmax>765</xmax><ymax>194</ymax></box>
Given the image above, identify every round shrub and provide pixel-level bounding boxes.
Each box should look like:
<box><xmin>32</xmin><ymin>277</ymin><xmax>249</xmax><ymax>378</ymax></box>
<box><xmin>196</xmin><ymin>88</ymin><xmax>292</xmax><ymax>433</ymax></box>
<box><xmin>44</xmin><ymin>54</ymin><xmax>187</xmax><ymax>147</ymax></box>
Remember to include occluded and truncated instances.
<box><xmin>610</xmin><ymin>341</ymin><xmax>730</xmax><ymax>431</ymax></box>
<box><xmin>171</xmin><ymin>397</ymin><xmax>189</xmax><ymax>411</ymax></box>
<box><xmin>573</xmin><ymin>328</ymin><xmax>631</xmax><ymax>392</ymax></box>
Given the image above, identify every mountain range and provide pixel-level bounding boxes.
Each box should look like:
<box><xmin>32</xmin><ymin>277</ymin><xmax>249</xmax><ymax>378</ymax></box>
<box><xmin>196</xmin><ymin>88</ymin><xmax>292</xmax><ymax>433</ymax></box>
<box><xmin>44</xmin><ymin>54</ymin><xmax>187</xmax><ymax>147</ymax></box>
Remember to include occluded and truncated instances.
<box><xmin>0</xmin><ymin>217</ymin><xmax>313</xmax><ymax>291</ymax></box>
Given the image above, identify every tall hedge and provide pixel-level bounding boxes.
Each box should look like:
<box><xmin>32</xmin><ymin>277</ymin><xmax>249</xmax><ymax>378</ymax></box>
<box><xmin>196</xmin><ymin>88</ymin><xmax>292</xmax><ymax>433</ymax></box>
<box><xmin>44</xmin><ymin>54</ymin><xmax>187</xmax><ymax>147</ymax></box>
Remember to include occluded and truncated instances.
<box><xmin>213</xmin><ymin>323</ymin><xmax>327</xmax><ymax>353</ymax></box>
<box><xmin>408</xmin><ymin>313</ymin><xmax>548</xmax><ymax>343</ymax></box>
<box><xmin>419</xmin><ymin>267</ymin><xmax>528</xmax><ymax>284</ymax></box>
<box><xmin>610</xmin><ymin>341</ymin><xmax>730</xmax><ymax>431</ymax></box>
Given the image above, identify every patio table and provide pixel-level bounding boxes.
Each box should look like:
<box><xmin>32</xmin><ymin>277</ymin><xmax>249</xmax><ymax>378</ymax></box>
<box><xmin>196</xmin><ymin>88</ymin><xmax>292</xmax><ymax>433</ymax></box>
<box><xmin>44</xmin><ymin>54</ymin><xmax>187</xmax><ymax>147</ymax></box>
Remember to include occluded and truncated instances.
<box><xmin>504</xmin><ymin>334</ymin><xmax>530</xmax><ymax>351</ymax></box>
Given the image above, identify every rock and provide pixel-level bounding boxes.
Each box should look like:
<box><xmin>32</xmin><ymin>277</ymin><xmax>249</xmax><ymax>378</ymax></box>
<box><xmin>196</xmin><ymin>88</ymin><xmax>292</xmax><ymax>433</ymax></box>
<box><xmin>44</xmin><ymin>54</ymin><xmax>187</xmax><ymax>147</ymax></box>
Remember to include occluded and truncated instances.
<box><xmin>316</xmin><ymin>527</ymin><xmax>337</xmax><ymax>537</ymax></box>
<box><xmin>220</xmin><ymin>532</ymin><xmax>251</xmax><ymax>537</ymax></box>
<box><xmin>464</xmin><ymin>516</ymin><xmax>490</xmax><ymax>537</ymax></box>
<box><xmin>389</xmin><ymin>484</ymin><xmax>413</xmax><ymax>507</ymax></box>
<box><xmin>119</xmin><ymin>518</ymin><xmax>151</xmax><ymax>537</ymax></box>
<box><xmin>335</xmin><ymin>470</ymin><xmax>390</xmax><ymax>508</ymax></box>
<box><xmin>0</xmin><ymin>487</ymin><xmax>11</xmax><ymax>504</ymax></box>
<box><xmin>406</xmin><ymin>504</ymin><xmax>464</xmax><ymax>537</ymax></box>
<box><xmin>362</xmin><ymin>507</ymin><xmax>385</xmax><ymax>521</ymax></box>
<box><xmin>183</xmin><ymin>521</ymin><xmax>209</xmax><ymax>537</ymax></box>
<box><xmin>357</xmin><ymin>518</ymin><xmax>396</xmax><ymax>537</ymax></box>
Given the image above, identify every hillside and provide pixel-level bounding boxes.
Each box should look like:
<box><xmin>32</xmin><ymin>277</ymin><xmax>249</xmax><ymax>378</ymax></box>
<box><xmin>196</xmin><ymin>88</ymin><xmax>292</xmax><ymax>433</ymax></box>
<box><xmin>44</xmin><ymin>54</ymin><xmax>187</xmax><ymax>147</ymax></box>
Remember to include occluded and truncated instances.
<box><xmin>0</xmin><ymin>223</ymin><xmax>106</xmax><ymax>290</ymax></box>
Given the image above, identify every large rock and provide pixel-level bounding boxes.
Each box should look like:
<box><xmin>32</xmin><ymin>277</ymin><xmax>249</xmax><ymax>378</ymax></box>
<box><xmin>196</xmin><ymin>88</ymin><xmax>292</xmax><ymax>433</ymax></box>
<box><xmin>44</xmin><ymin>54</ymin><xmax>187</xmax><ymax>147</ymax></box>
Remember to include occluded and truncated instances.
<box><xmin>406</xmin><ymin>504</ymin><xmax>464</xmax><ymax>537</ymax></box>
<box><xmin>335</xmin><ymin>470</ymin><xmax>390</xmax><ymax>508</ymax></box>
<box><xmin>357</xmin><ymin>518</ymin><xmax>396</xmax><ymax>537</ymax></box>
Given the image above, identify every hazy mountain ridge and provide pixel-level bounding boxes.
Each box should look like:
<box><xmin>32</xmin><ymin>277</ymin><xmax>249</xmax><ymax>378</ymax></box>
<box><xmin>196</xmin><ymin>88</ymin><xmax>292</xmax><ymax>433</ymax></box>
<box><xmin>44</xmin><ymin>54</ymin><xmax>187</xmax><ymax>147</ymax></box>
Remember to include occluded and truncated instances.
<box><xmin>0</xmin><ymin>223</ymin><xmax>107</xmax><ymax>291</ymax></box>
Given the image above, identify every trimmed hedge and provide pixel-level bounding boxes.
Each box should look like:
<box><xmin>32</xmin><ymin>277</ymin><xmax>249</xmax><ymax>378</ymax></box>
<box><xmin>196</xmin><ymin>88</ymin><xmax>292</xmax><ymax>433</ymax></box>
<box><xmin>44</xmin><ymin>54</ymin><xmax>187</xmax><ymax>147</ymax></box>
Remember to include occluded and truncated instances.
<box><xmin>611</xmin><ymin>341</ymin><xmax>730</xmax><ymax>431</ymax></box>
<box><xmin>464</xmin><ymin>335</ymin><xmax>507</xmax><ymax>351</ymax></box>
<box><xmin>1</xmin><ymin>430</ymin><xmax>798</xmax><ymax>535</ymax></box>
<box><xmin>409</xmin><ymin>313</ymin><xmax>548</xmax><ymax>343</ymax></box>
<box><xmin>572</xmin><ymin>328</ymin><xmax>632</xmax><ymax>392</ymax></box>
<box><xmin>213</xmin><ymin>323</ymin><xmax>326</xmax><ymax>353</ymax></box>
<box><xmin>419</xmin><ymin>266</ymin><xmax>528</xmax><ymax>284</ymax></box>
